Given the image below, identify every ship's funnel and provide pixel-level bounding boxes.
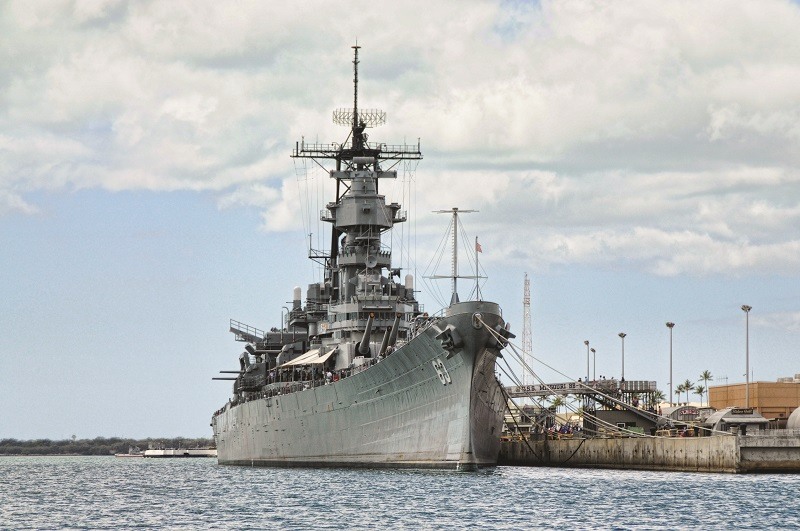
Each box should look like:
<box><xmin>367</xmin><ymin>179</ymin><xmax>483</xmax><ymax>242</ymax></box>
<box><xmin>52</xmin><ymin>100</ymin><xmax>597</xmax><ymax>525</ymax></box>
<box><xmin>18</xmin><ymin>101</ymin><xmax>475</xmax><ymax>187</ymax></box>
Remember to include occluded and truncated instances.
<box><xmin>293</xmin><ymin>286</ymin><xmax>302</xmax><ymax>309</ymax></box>
<box><xmin>358</xmin><ymin>312</ymin><xmax>375</xmax><ymax>356</ymax></box>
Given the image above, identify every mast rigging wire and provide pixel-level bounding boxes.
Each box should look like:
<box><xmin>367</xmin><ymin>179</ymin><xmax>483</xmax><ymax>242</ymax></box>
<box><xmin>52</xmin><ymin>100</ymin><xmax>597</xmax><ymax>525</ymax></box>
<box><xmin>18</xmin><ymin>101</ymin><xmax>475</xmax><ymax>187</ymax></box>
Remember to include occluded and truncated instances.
<box><xmin>478</xmin><ymin>316</ymin><xmax>731</xmax><ymax>438</ymax></box>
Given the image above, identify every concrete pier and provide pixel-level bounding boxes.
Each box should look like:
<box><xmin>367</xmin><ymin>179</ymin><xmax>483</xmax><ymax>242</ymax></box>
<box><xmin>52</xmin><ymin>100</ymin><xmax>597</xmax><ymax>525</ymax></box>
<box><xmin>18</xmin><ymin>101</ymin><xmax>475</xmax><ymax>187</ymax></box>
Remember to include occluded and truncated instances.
<box><xmin>499</xmin><ymin>434</ymin><xmax>800</xmax><ymax>473</ymax></box>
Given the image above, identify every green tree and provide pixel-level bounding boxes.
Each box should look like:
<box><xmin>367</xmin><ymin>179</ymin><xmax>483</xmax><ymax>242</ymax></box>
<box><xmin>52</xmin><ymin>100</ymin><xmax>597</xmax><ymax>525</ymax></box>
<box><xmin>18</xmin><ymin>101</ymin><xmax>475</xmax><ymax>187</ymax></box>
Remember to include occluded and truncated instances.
<box><xmin>652</xmin><ymin>389</ymin><xmax>666</xmax><ymax>407</ymax></box>
<box><xmin>683</xmin><ymin>379</ymin><xmax>694</xmax><ymax>404</ymax></box>
<box><xmin>550</xmin><ymin>395</ymin><xmax>566</xmax><ymax>414</ymax></box>
<box><xmin>675</xmin><ymin>383</ymin><xmax>686</xmax><ymax>405</ymax></box>
<box><xmin>699</xmin><ymin>370</ymin><xmax>713</xmax><ymax>407</ymax></box>
<box><xmin>694</xmin><ymin>385</ymin><xmax>706</xmax><ymax>406</ymax></box>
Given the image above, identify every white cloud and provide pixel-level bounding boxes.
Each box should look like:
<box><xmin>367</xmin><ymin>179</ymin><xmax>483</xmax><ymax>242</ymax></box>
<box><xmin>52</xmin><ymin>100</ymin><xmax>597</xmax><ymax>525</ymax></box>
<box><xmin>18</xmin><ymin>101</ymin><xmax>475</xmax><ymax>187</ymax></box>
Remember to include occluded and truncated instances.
<box><xmin>2</xmin><ymin>0</ymin><xmax>800</xmax><ymax>277</ymax></box>
<box><xmin>756</xmin><ymin>311</ymin><xmax>800</xmax><ymax>332</ymax></box>
<box><xmin>0</xmin><ymin>189</ymin><xmax>39</xmax><ymax>216</ymax></box>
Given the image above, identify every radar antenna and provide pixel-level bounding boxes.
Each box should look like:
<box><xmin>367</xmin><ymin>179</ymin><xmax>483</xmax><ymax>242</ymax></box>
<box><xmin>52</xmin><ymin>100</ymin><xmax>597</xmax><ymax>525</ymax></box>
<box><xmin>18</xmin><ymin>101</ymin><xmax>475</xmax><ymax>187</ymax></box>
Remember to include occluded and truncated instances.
<box><xmin>332</xmin><ymin>44</ymin><xmax>387</xmax><ymax>146</ymax></box>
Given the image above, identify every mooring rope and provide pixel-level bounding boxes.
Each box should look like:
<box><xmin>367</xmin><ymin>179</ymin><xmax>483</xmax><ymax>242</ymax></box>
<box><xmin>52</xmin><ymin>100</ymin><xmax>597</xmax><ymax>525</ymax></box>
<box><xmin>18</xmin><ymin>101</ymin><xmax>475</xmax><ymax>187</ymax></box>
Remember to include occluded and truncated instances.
<box><xmin>477</xmin><ymin>315</ymin><xmax>732</xmax><ymax>438</ymax></box>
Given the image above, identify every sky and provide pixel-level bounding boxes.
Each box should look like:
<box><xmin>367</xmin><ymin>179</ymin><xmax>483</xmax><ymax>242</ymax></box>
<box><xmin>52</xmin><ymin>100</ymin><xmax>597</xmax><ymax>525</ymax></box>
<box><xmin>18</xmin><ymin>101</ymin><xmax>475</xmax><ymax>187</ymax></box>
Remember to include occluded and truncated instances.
<box><xmin>2</xmin><ymin>0</ymin><xmax>799</xmax><ymax>440</ymax></box>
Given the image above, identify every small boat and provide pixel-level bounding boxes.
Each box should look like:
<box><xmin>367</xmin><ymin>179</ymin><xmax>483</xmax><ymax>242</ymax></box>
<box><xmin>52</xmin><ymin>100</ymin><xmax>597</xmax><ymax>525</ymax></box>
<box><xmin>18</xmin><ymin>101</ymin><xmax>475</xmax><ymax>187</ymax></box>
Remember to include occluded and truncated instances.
<box><xmin>114</xmin><ymin>446</ymin><xmax>144</xmax><ymax>458</ymax></box>
<box><xmin>142</xmin><ymin>448</ymin><xmax>217</xmax><ymax>458</ymax></box>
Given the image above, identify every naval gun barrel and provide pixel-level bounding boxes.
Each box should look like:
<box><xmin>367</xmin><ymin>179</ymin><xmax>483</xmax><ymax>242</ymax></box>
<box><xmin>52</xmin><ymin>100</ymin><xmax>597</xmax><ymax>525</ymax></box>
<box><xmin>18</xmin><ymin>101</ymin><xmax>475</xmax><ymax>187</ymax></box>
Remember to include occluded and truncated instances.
<box><xmin>387</xmin><ymin>313</ymin><xmax>402</xmax><ymax>347</ymax></box>
<box><xmin>379</xmin><ymin>327</ymin><xmax>391</xmax><ymax>356</ymax></box>
<box><xmin>379</xmin><ymin>313</ymin><xmax>402</xmax><ymax>356</ymax></box>
<box><xmin>358</xmin><ymin>312</ymin><xmax>375</xmax><ymax>356</ymax></box>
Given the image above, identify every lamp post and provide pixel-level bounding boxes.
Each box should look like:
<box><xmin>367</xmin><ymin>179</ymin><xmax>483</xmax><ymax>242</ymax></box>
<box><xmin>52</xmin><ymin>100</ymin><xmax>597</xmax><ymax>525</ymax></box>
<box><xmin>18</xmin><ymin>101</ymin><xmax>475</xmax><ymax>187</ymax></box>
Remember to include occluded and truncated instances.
<box><xmin>584</xmin><ymin>340</ymin><xmax>590</xmax><ymax>383</ymax></box>
<box><xmin>742</xmin><ymin>305</ymin><xmax>752</xmax><ymax>408</ymax></box>
<box><xmin>618</xmin><ymin>332</ymin><xmax>626</xmax><ymax>381</ymax></box>
<box><xmin>591</xmin><ymin>348</ymin><xmax>597</xmax><ymax>381</ymax></box>
<box><xmin>666</xmin><ymin>322</ymin><xmax>675</xmax><ymax>406</ymax></box>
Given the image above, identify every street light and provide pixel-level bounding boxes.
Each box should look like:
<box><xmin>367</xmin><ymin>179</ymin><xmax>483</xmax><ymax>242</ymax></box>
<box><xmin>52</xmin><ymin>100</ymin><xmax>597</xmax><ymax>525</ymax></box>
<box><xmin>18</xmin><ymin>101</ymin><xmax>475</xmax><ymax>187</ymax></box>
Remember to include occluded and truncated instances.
<box><xmin>742</xmin><ymin>305</ymin><xmax>752</xmax><ymax>408</ymax></box>
<box><xmin>618</xmin><ymin>332</ymin><xmax>626</xmax><ymax>381</ymax></box>
<box><xmin>584</xmin><ymin>340</ymin><xmax>590</xmax><ymax>383</ymax></box>
<box><xmin>666</xmin><ymin>322</ymin><xmax>675</xmax><ymax>406</ymax></box>
<box><xmin>591</xmin><ymin>348</ymin><xmax>597</xmax><ymax>381</ymax></box>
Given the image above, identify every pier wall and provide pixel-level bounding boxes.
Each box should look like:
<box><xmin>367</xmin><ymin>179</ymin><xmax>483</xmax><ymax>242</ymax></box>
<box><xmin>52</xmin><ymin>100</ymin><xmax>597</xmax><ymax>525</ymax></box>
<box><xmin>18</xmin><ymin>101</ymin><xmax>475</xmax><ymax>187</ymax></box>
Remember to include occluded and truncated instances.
<box><xmin>499</xmin><ymin>435</ymin><xmax>800</xmax><ymax>473</ymax></box>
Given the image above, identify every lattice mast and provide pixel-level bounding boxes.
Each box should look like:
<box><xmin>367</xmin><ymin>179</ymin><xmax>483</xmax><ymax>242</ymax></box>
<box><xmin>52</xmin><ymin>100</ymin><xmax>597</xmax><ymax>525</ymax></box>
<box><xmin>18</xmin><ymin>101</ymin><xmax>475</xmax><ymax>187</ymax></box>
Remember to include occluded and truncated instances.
<box><xmin>522</xmin><ymin>273</ymin><xmax>533</xmax><ymax>386</ymax></box>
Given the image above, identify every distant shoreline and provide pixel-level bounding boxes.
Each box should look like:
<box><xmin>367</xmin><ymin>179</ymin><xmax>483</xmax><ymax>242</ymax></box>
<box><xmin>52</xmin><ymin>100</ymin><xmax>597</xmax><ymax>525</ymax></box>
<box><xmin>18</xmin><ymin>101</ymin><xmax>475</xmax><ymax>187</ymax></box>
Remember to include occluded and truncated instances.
<box><xmin>1</xmin><ymin>454</ymin><xmax>104</xmax><ymax>457</ymax></box>
<box><xmin>0</xmin><ymin>436</ymin><xmax>214</xmax><ymax>457</ymax></box>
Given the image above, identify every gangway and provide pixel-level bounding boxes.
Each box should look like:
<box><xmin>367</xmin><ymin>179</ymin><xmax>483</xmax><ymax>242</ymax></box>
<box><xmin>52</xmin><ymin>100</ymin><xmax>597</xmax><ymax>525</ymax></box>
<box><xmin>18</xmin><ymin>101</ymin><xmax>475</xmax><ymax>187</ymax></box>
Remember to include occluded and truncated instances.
<box><xmin>506</xmin><ymin>379</ymin><xmax>661</xmax><ymax>435</ymax></box>
<box><xmin>506</xmin><ymin>379</ymin><xmax>656</xmax><ymax>398</ymax></box>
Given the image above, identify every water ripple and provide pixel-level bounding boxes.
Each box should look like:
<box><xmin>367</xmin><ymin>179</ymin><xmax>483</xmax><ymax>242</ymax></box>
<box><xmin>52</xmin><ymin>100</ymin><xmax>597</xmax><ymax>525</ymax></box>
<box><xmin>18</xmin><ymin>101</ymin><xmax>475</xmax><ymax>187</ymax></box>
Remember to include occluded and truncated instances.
<box><xmin>1</xmin><ymin>457</ymin><xmax>798</xmax><ymax>529</ymax></box>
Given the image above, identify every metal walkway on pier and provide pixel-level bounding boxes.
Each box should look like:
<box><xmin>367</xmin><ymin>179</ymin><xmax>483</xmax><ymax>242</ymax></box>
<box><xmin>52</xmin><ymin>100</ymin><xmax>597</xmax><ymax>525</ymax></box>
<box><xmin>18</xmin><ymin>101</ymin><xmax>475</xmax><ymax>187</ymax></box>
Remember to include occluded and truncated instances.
<box><xmin>505</xmin><ymin>380</ymin><xmax>661</xmax><ymax>434</ymax></box>
<box><xmin>506</xmin><ymin>379</ymin><xmax>656</xmax><ymax>398</ymax></box>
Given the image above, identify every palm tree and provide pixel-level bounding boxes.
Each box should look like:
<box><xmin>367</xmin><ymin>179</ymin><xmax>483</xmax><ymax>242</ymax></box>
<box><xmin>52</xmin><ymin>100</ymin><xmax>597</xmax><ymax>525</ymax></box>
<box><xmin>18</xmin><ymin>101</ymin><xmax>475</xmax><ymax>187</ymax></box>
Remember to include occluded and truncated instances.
<box><xmin>653</xmin><ymin>389</ymin><xmax>666</xmax><ymax>405</ymax></box>
<box><xmin>694</xmin><ymin>385</ymin><xmax>706</xmax><ymax>406</ymax></box>
<box><xmin>699</xmin><ymin>370</ymin><xmax>713</xmax><ymax>407</ymax></box>
<box><xmin>683</xmin><ymin>379</ymin><xmax>694</xmax><ymax>404</ymax></box>
<box><xmin>550</xmin><ymin>395</ymin><xmax>566</xmax><ymax>415</ymax></box>
<box><xmin>675</xmin><ymin>384</ymin><xmax>685</xmax><ymax>405</ymax></box>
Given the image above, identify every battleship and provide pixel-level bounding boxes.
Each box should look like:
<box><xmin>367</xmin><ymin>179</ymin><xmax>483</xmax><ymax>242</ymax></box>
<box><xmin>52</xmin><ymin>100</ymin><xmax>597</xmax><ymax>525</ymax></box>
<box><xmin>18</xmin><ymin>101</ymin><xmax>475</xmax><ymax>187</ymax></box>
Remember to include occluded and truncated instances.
<box><xmin>211</xmin><ymin>46</ymin><xmax>512</xmax><ymax>470</ymax></box>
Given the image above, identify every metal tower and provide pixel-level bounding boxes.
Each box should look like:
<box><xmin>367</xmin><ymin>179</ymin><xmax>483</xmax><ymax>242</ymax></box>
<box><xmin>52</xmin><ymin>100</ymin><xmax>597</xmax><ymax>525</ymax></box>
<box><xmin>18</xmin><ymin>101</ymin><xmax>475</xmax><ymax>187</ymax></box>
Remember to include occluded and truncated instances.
<box><xmin>522</xmin><ymin>272</ymin><xmax>533</xmax><ymax>385</ymax></box>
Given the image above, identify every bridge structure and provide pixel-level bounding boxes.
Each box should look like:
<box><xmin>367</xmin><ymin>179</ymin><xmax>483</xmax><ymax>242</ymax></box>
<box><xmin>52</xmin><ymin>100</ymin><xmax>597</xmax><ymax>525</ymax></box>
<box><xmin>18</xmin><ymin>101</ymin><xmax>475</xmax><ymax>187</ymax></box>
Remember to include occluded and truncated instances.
<box><xmin>505</xmin><ymin>379</ymin><xmax>661</xmax><ymax>435</ymax></box>
<box><xmin>506</xmin><ymin>379</ymin><xmax>656</xmax><ymax>398</ymax></box>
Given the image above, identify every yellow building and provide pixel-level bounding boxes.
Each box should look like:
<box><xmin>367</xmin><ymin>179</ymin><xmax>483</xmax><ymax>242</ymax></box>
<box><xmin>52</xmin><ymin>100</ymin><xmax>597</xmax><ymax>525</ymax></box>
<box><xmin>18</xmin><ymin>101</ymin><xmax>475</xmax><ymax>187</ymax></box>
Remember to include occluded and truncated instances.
<box><xmin>709</xmin><ymin>381</ymin><xmax>800</xmax><ymax>422</ymax></box>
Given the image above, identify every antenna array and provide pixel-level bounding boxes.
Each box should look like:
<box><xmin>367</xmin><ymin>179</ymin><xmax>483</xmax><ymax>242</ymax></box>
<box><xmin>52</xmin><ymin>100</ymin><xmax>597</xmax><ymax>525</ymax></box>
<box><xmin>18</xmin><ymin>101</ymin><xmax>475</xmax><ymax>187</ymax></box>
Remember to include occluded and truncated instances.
<box><xmin>332</xmin><ymin>108</ymin><xmax>387</xmax><ymax>128</ymax></box>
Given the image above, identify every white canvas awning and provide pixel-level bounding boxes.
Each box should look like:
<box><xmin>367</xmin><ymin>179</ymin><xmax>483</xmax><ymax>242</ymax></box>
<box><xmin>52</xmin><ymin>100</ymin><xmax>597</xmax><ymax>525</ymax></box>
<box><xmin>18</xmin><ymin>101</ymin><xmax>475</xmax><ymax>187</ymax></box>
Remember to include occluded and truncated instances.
<box><xmin>278</xmin><ymin>347</ymin><xmax>337</xmax><ymax>367</ymax></box>
<box><xmin>313</xmin><ymin>347</ymin><xmax>337</xmax><ymax>365</ymax></box>
<box><xmin>278</xmin><ymin>348</ymin><xmax>320</xmax><ymax>367</ymax></box>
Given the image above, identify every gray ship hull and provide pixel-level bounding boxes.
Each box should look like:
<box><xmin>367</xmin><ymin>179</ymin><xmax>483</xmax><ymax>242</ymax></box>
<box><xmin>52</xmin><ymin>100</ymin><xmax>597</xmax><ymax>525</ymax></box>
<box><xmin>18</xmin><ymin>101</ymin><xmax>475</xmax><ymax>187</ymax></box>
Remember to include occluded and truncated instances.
<box><xmin>212</xmin><ymin>302</ymin><xmax>506</xmax><ymax>469</ymax></box>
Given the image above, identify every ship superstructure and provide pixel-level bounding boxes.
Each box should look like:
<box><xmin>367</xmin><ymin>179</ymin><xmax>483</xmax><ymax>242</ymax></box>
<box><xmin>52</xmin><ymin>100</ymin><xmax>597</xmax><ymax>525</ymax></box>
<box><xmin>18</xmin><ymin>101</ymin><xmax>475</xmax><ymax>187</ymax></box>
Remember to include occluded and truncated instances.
<box><xmin>211</xmin><ymin>46</ymin><xmax>511</xmax><ymax>469</ymax></box>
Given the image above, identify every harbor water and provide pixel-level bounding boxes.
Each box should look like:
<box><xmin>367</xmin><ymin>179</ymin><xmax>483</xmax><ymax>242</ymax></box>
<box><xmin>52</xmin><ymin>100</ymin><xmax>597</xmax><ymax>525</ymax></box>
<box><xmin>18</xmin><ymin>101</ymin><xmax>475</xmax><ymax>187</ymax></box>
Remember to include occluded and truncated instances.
<box><xmin>1</xmin><ymin>456</ymin><xmax>798</xmax><ymax>529</ymax></box>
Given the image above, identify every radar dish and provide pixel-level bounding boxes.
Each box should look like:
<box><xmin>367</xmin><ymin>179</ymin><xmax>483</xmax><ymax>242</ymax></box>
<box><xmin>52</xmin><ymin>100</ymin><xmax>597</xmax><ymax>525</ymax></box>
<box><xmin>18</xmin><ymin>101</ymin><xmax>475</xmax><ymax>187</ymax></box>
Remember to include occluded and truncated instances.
<box><xmin>365</xmin><ymin>255</ymin><xmax>378</xmax><ymax>268</ymax></box>
<box><xmin>333</xmin><ymin>108</ymin><xmax>387</xmax><ymax>128</ymax></box>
